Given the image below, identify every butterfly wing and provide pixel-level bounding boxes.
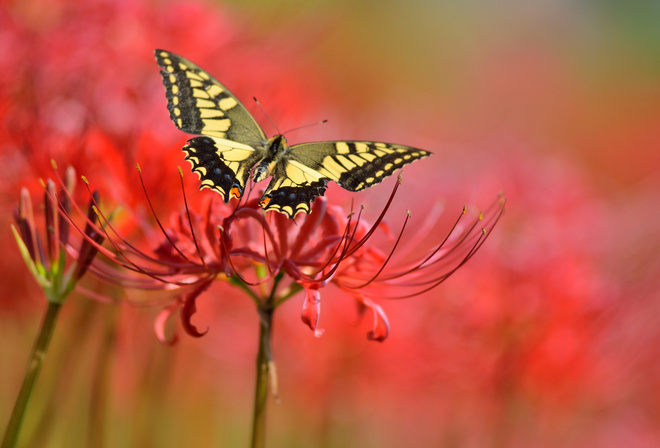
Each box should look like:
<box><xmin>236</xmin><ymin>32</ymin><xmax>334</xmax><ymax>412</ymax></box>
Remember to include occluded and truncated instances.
<box><xmin>258</xmin><ymin>159</ymin><xmax>330</xmax><ymax>218</ymax></box>
<box><xmin>259</xmin><ymin>141</ymin><xmax>431</xmax><ymax>217</ymax></box>
<box><xmin>155</xmin><ymin>50</ymin><xmax>269</xmax><ymax>201</ymax></box>
<box><xmin>182</xmin><ymin>136</ymin><xmax>263</xmax><ymax>202</ymax></box>
<box><xmin>155</xmin><ymin>49</ymin><xmax>266</xmax><ymax>144</ymax></box>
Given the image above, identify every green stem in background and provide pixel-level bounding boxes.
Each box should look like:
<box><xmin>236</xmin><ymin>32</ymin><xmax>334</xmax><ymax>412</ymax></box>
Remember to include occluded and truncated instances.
<box><xmin>88</xmin><ymin>304</ymin><xmax>118</xmax><ymax>448</ymax></box>
<box><xmin>250</xmin><ymin>272</ymin><xmax>283</xmax><ymax>448</ymax></box>
<box><xmin>2</xmin><ymin>302</ymin><xmax>62</xmax><ymax>448</ymax></box>
<box><xmin>250</xmin><ymin>304</ymin><xmax>273</xmax><ymax>448</ymax></box>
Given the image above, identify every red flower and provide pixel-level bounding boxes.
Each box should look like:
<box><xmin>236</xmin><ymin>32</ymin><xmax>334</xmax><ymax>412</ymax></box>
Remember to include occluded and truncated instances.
<box><xmin>66</xmin><ymin>166</ymin><xmax>504</xmax><ymax>342</ymax></box>
<box><xmin>12</xmin><ymin>164</ymin><xmax>104</xmax><ymax>304</ymax></box>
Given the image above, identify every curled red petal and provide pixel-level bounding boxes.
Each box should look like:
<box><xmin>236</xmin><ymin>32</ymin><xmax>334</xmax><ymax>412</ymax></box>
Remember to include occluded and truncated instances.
<box><xmin>154</xmin><ymin>302</ymin><xmax>180</xmax><ymax>346</ymax></box>
<box><xmin>180</xmin><ymin>280</ymin><xmax>213</xmax><ymax>338</ymax></box>
<box><xmin>358</xmin><ymin>296</ymin><xmax>390</xmax><ymax>342</ymax></box>
<box><xmin>300</xmin><ymin>282</ymin><xmax>325</xmax><ymax>338</ymax></box>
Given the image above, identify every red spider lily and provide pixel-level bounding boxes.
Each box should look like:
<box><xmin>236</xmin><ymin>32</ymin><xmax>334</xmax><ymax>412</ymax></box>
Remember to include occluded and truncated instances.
<box><xmin>58</xmin><ymin>163</ymin><xmax>505</xmax><ymax>343</ymax></box>
<box><xmin>12</xmin><ymin>164</ymin><xmax>104</xmax><ymax>303</ymax></box>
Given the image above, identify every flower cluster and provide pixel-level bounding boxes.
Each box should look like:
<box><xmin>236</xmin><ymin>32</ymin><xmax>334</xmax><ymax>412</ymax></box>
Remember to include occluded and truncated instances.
<box><xmin>64</xmin><ymin>166</ymin><xmax>504</xmax><ymax>343</ymax></box>
<box><xmin>12</xmin><ymin>164</ymin><xmax>104</xmax><ymax>304</ymax></box>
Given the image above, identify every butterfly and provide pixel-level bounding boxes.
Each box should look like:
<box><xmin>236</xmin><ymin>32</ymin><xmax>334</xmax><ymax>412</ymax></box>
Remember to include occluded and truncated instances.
<box><xmin>155</xmin><ymin>49</ymin><xmax>432</xmax><ymax>218</ymax></box>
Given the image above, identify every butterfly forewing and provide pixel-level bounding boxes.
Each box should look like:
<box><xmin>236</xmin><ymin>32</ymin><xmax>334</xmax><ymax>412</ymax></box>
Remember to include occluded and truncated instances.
<box><xmin>288</xmin><ymin>141</ymin><xmax>431</xmax><ymax>191</ymax></box>
<box><xmin>155</xmin><ymin>49</ymin><xmax>266</xmax><ymax>145</ymax></box>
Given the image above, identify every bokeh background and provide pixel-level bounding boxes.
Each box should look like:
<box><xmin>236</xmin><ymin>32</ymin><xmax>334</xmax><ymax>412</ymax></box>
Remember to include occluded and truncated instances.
<box><xmin>2</xmin><ymin>0</ymin><xmax>660</xmax><ymax>446</ymax></box>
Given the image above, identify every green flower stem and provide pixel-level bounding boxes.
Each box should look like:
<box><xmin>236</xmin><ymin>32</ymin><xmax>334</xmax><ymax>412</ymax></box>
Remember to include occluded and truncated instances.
<box><xmin>251</xmin><ymin>301</ymin><xmax>273</xmax><ymax>448</ymax></box>
<box><xmin>88</xmin><ymin>304</ymin><xmax>118</xmax><ymax>448</ymax></box>
<box><xmin>2</xmin><ymin>302</ymin><xmax>62</xmax><ymax>448</ymax></box>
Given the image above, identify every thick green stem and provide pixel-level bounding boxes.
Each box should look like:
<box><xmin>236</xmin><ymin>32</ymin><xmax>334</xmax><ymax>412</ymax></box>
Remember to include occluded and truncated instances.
<box><xmin>250</xmin><ymin>301</ymin><xmax>274</xmax><ymax>448</ymax></box>
<box><xmin>2</xmin><ymin>302</ymin><xmax>62</xmax><ymax>448</ymax></box>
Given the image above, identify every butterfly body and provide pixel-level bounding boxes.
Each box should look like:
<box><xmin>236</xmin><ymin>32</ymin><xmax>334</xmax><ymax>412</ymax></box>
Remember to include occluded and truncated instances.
<box><xmin>155</xmin><ymin>49</ymin><xmax>432</xmax><ymax>218</ymax></box>
<box><xmin>252</xmin><ymin>135</ymin><xmax>289</xmax><ymax>183</ymax></box>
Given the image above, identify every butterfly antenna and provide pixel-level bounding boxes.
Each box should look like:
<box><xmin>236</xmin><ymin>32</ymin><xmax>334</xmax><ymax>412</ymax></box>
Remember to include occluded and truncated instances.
<box><xmin>283</xmin><ymin>119</ymin><xmax>328</xmax><ymax>137</ymax></box>
<box><xmin>253</xmin><ymin>97</ymin><xmax>281</xmax><ymax>135</ymax></box>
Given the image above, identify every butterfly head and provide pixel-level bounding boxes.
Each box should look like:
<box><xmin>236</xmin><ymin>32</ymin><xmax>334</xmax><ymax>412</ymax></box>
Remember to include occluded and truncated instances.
<box><xmin>266</xmin><ymin>134</ymin><xmax>289</xmax><ymax>155</ymax></box>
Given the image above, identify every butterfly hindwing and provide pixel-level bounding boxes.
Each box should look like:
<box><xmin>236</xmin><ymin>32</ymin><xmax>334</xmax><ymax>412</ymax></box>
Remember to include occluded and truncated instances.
<box><xmin>259</xmin><ymin>159</ymin><xmax>330</xmax><ymax>218</ymax></box>
<box><xmin>155</xmin><ymin>49</ymin><xmax>266</xmax><ymax>145</ymax></box>
<box><xmin>183</xmin><ymin>136</ymin><xmax>263</xmax><ymax>202</ymax></box>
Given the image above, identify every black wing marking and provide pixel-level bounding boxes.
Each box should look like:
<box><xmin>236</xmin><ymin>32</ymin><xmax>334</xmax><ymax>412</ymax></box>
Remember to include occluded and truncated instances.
<box><xmin>154</xmin><ymin>49</ymin><xmax>266</xmax><ymax>145</ymax></box>
<box><xmin>183</xmin><ymin>136</ymin><xmax>263</xmax><ymax>202</ymax></box>
<box><xmin>258</xmin><ymin>159</ymin><xmax>330</xmax><ymax>218</ymax></box>
<box><xmin>288</xmin><ymin>141</ymin><xmax>431</xmax><ymax>191</ymax></box>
